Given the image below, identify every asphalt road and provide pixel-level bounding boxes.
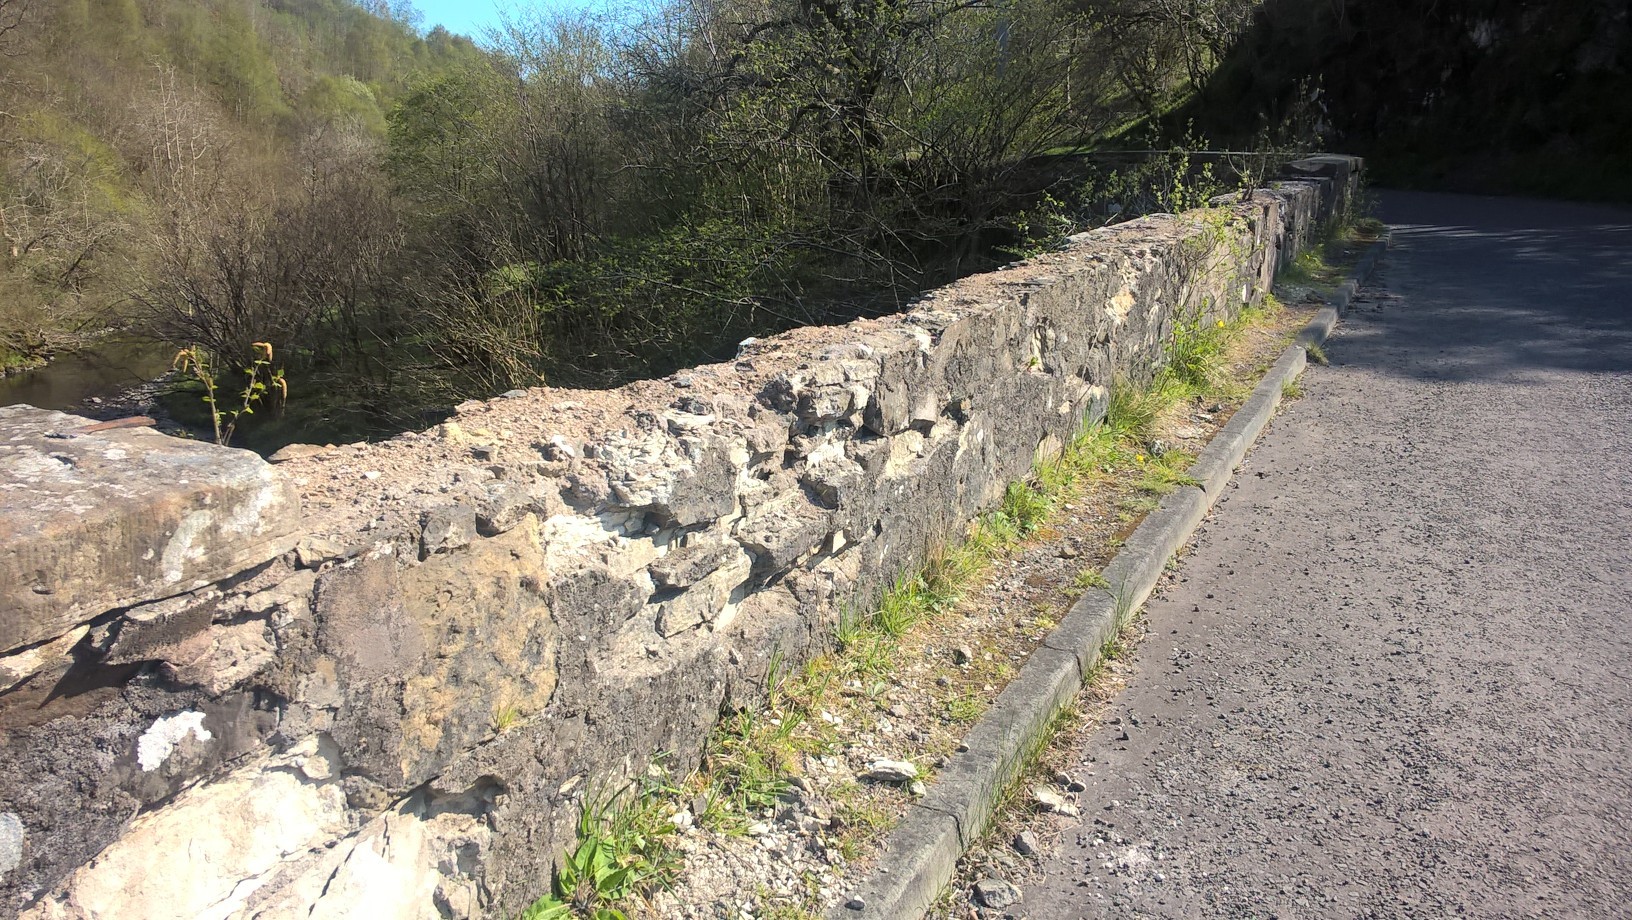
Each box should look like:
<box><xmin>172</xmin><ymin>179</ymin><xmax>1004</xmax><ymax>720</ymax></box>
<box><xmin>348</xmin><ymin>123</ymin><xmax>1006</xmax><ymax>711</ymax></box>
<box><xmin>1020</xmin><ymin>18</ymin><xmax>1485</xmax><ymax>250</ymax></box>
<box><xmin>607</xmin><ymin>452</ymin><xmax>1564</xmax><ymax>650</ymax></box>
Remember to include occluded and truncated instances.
<box><xmin>1020</xmin><ymin>191</ymin><xmax>1632</xmax><ymax>919</ymax></box>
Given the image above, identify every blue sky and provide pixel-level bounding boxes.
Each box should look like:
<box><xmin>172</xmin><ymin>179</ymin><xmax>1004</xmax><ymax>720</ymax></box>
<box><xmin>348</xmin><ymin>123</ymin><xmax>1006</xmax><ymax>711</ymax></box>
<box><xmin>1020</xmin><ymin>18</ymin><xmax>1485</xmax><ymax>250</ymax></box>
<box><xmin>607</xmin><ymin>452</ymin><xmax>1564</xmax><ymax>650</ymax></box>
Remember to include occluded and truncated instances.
<box><xmin>412</xmin><ymin>0</ymin><xmax>609</xmax><ymax>42</ymax></box>
<box><xmin>414</xmin><ymin>0</ymin><xmax>506</xmax><ymax>40</ymax></box>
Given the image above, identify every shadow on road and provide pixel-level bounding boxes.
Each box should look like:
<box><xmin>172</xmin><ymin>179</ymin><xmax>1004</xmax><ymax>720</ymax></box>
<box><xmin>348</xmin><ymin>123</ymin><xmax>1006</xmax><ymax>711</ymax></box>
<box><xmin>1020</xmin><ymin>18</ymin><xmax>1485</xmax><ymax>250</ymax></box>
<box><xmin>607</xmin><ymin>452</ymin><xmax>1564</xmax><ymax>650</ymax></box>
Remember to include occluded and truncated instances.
<box><xmin>1350</xmin><ymin>190</ymin><xmax>1632</xmax><ymax>382</ymax></box>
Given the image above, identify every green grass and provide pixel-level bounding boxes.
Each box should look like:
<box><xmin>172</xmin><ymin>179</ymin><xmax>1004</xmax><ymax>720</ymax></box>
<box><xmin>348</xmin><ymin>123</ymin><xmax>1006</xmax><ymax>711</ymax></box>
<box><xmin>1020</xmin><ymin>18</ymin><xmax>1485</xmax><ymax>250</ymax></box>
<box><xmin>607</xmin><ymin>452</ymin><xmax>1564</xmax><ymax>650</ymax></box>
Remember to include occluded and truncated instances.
<box><xmin>1279</xmin><ymin>246</ymin><xmax>1336</xmax><ymax>288</ymax></box>
<box><xmin>493</xmin><ymin>704</ymin><xmax>521</xmax><ymax>733</ymax></box>
<box><xmin>1135</xmin><ymin>452</ymin><xmax>1200</xmax><ymax>495</ymax></box>
<box><xmin>702</xmin><ymin>705</ymin><xmax>806</xmax><ymax>830</ymax></box>
<box><xmin>520</xmin><ymin>774</ymin><xmax>684</xmax><ymax>920</ymax></box>
<box><xmin>1165</xmin><ymin>316</ymin><xmax>1231</xmax><ymax>391</ymax></box>
<box><xmin>946</xmin><ymin>693</ymin><xmax>983</xmax><ymax>723</ymax></box>
<box><xmin>1072</xmin><ymin>570</ymin><xmax>1110</xmax><ymax>591</ymax></box>
<box><xmin>1000</xmin><ymin>481</ymin><xmax>1053</xmax><ymax>536</ymax></box>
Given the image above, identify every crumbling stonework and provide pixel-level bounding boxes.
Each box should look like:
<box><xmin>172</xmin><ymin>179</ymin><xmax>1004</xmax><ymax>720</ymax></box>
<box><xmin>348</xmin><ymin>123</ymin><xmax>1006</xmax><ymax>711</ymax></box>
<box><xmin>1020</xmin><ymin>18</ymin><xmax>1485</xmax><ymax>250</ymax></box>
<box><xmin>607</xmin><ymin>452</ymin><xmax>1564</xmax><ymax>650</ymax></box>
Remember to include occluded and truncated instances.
<box><xmin>0</xmin><ymin>157</ymin><xmax>1359</xmax><ymax>919</ymax></box>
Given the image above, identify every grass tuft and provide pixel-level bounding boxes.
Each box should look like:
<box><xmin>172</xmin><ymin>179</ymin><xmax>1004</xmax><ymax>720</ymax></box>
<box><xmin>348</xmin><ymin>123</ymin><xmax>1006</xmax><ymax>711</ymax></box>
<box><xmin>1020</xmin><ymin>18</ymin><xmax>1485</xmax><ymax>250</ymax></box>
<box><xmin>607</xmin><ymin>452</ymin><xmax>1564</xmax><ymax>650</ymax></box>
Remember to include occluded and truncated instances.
<box><xmin>493</xmin><ymin>703</ymin><xmax>522</xmax><ymax>734</ymax></box>
<box><xmin>519</xmin><ymin>772</ymin><xmax>684</xmax><ymax>920</ymax></box>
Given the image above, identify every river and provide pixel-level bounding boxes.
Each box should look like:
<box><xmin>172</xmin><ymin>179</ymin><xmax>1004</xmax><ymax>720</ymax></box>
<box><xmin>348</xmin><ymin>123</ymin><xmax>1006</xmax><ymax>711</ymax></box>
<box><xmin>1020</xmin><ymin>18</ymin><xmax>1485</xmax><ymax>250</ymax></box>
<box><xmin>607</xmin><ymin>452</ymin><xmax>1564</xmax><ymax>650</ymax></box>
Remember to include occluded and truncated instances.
<box><xmin>0</xmin><ymin>339</ymin><xmax>177</xmax><ymax>415</ymax></box>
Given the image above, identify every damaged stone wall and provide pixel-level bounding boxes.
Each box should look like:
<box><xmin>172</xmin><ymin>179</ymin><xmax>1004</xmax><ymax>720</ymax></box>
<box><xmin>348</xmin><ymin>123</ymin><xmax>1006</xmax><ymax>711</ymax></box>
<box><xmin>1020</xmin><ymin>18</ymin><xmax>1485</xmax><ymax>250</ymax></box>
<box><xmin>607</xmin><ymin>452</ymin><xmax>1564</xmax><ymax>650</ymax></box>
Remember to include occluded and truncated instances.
<box><xmin>0</xmin><ymin>157</ymin><xmax>1359</xmax><ymax>919</ymax></box>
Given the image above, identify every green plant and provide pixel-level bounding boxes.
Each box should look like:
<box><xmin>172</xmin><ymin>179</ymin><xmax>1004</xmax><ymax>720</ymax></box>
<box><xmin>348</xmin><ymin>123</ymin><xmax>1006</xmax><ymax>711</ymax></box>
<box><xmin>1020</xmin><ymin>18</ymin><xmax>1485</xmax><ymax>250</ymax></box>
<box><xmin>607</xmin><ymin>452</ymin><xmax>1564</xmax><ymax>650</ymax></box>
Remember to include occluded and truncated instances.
<box><xmin>700</xmin><ymin>700</ymin><xmax>812</xmax><ymax>830</ymax></box>
<box><xmin>833</xmin><ymin>604</ymin><xmax>868</xmax><ymax>649</ymax></box>
<box><xmin>875</xmin><ymin>574</ymin><xmax>931</xmax><ymax>638</ymax></box>
<box><xmin>1001</xmin><ymin>192</ymin><xmax>1078</xmax><ymax>259</ymax></box>
<box><xmin>765</xmin><ymin>646</ymin><xmax>788</xmax><ymax>707</ymax></box>
<box><xmin>521</xmin><ymin>775</ymin><xmax>683</xmax><ymax>920</ymax></box>
<box><xmin>171</xmin><ymin>342</ymin><xmax>287</xmax><ymax>447</ymax></box>
<box><xmin>946</xmin><ymin>693</ymin><xmax>983</xmax><ymax>723</ymax></box>
<box><xmin>493</xmin><ymin>704</ymin><xmax>521</xmax><ymax>733</ymax></box>
<box><xmin>1135</xmin><ymin>453</ymin><xmax>1200</xmax><ymax>495</ymax></box>
<box><xmin>1106</xmin><ymin>380</ymin><xmax>1165</xmax><ymax>444</ymax></box>
<box><xmin>1165</xmin><ymin>313</ymin><xmax>1230</xmax><ymax>391</ymax></box>
<box><xmin>1304</xmin><ymin>342</ymin><xmax>1329</xmax><ymax>366</ymax></box>
<box><xmin>1281</xmin><ymin>379</ymin><xmax>1304</xmax><ymax>399</ymax></box>
<box><xmin>1111</xmin><ymin>581</ymin><xmax>1137</xmax><ymax>627</ymax></box>
<box><xmin>1354</xmin><ymin>217</ymin><xmax>1386</xmax><ymax>237</ymax></box>
<box><xmin>1072</xmin><ymin>570</ymin><xmax>1110</xmax><ymax>591</ymax></box>
<box><xmin>1281</xmin><ymin>246</ymin><xmax>1337</xmax><ymax>288</ymax></box>
<box><xmin>1000</xmin><ymin>481</ymin><xmax>1052</xmax><ymax>536</ymax></box>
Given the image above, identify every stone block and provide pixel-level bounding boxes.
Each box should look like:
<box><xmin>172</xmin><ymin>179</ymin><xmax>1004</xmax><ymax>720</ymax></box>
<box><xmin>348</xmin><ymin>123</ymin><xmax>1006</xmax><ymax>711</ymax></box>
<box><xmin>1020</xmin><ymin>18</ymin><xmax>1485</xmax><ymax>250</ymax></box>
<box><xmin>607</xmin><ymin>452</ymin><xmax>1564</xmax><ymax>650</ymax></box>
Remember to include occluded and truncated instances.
<box><xmin>102</xmin><ymin>591</ymin><xmax>221</xmax><ymax>666</ymax></box>
<box><xmin>19</xmin><ymin>750</ymin><xmax>350</xmax><ymax>920</ymax></box>
<box><xmin>648</xmin><ymin>540</ymin><xmax>739</xmax><ymax>590</ymax></box>
<box><xmin>316</xmin><ymin>520</ymin><xmax>560</xmax><ymax>789</ymax></box>
<box><xmin>420</xmin><ymin>504</ymin><xmax>477</xmax><ymax>556</ymax></box>
<box><xmin>0</xmin><ymin>407</ymin><xmax>301</xmax><ymax>655</ymax></box>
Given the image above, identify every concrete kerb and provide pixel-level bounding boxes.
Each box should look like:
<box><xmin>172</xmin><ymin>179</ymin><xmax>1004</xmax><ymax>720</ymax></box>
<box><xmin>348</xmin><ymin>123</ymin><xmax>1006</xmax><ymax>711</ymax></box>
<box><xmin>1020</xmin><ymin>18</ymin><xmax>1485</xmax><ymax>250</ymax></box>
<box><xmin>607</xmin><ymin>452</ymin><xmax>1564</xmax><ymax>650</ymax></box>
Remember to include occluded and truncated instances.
<box><xmin>829</xmin><ymin>233</ymin><xmax>1391</xmax><ymax>920</ymax></box>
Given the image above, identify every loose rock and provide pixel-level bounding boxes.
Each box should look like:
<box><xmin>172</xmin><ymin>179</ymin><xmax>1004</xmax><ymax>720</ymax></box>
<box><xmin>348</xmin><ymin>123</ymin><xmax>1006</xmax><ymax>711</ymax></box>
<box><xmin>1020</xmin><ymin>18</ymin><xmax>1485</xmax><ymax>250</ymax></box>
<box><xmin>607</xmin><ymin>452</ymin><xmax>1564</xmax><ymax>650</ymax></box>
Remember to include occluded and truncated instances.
<box><xmin>973</xmin><ymin>877</ymin><xmax>1022</xmax><ymax>909</ymax></box>
<box><xmin>863</xmin><ymin>760</ymin><xmax>919</xmax><ymax>783</ymax></box>
<box><xmin>1013</xmin><ymin>831</ymin><xmax>1040</xmax><ymax>857</ymax></box>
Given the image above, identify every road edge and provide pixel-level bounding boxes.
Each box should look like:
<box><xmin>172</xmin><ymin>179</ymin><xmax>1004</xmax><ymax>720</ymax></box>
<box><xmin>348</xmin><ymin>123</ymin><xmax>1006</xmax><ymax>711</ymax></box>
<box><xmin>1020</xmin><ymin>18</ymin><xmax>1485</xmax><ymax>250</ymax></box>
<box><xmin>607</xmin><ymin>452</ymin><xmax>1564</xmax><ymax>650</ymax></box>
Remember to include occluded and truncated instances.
<box><xmin>830</xmin><ymin>232</ymin><xmax>1392</xmax><ymax>920</ymax></box>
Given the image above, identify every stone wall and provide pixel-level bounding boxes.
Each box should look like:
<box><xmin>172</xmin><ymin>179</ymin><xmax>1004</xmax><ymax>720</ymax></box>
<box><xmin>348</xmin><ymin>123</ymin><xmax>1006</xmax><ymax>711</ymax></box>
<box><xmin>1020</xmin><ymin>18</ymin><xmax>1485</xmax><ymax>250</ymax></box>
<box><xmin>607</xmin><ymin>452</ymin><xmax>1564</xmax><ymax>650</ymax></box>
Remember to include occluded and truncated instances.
<box><xmin>0</xmin><ymin>157</ymin><xmax>1359</xmax><ymax>919</ymax></box>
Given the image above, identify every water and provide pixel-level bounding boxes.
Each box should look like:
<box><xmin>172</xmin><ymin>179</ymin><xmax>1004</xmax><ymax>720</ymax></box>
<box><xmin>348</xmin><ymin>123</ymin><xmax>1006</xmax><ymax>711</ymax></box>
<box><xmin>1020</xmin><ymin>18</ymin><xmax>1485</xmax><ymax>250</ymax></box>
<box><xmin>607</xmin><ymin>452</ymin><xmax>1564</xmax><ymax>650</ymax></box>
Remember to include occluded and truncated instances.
<box><xmin>0</xmin><ymin>339</ymin><xmax>176</xmax><ymax>413</ymax></box>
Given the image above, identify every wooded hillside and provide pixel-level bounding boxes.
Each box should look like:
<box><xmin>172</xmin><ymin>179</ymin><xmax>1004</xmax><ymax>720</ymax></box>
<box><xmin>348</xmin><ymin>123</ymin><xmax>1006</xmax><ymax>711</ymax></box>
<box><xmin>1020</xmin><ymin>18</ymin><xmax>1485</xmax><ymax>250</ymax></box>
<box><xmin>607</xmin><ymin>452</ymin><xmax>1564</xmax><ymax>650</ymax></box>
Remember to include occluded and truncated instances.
<box><xmin>0</xmin><ymin>0</ymin><xmax>482</xmax><ymax>363</ymax></box>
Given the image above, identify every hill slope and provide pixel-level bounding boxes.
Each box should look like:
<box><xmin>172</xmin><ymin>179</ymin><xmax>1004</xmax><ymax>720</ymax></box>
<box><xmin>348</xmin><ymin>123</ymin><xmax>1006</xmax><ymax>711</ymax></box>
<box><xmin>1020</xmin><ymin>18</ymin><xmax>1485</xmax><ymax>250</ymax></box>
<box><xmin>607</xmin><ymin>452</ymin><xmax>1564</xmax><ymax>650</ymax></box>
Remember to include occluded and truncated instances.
<box><xmin>0</xmin><ymin>0</ymin><xmax>485</xmax><ymax>367</ymax></box>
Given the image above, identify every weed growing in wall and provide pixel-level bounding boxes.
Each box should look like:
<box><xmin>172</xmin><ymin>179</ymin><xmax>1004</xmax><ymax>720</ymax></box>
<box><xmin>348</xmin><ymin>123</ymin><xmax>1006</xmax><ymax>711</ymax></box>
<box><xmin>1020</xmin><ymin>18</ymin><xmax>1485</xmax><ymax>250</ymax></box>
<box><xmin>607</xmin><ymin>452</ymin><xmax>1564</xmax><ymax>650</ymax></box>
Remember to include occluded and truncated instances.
<box><xmin>519</xmin><ymin>773</ymin><xmax>684</xmax><ymax>920</ymax></box>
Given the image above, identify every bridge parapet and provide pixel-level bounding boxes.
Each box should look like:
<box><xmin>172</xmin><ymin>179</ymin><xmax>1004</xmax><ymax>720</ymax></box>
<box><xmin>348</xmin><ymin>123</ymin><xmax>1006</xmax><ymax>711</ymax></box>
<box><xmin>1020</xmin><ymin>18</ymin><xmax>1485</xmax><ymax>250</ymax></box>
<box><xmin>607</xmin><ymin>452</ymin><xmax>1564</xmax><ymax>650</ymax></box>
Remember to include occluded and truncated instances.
<box><xmin>0</xmin><ymin>157</ymin><xmax>1359</xmax><ymax>919</ymax></box>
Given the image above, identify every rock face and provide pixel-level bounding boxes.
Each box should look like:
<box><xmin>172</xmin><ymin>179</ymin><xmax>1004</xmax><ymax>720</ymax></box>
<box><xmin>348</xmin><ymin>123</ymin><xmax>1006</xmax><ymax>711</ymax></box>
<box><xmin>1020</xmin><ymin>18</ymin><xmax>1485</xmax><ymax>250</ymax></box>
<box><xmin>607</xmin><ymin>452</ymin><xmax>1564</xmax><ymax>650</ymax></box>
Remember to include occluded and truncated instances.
<box><xmin>0</xmin><ymin>408</ymin><xmax>301</xmax><ymax>654</ymax></box>
<box><xmin>0</xmin><ymin>158</ymin><xmax>1360</xmax><ymax>918</ymax></box>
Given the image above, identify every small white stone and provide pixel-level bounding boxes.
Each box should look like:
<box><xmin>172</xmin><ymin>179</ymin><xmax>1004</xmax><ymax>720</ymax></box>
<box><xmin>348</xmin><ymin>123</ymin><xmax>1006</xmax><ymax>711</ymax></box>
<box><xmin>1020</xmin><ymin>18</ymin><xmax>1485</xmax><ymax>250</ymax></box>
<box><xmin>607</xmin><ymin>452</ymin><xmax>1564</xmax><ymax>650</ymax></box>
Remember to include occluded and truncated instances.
<box><xmin>136</xmin><ymin>711</ymin><xmax>212</xmax><ymax>772</ymax></box>
<box><xmin>863</xmin><ymin>759</ymin><xmax>919</xmax><ymax>783</ymax></box>
<box><xmin>1032</xmin><ymin>787</ymin><xmax>1068</xmax><ymax>812</ymax></box>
